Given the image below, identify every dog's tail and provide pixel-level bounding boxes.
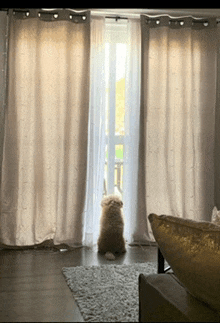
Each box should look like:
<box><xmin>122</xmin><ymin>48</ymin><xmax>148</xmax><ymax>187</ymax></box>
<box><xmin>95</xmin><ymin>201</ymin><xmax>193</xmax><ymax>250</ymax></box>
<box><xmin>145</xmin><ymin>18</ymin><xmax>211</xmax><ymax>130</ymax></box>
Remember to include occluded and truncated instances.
<box><xmin>105</xmin><ymin>252</ymin><xmax>116</xmax><ymax>261</ymax></box>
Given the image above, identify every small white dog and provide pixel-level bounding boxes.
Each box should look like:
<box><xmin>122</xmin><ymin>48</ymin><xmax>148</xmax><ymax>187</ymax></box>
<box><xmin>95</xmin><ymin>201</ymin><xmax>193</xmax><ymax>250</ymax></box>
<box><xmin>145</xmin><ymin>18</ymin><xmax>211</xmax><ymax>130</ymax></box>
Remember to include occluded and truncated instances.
<box><xmin>98</xmin><ymin>195</ymin><xmax>126</xmax><ymax>261</ymax></box>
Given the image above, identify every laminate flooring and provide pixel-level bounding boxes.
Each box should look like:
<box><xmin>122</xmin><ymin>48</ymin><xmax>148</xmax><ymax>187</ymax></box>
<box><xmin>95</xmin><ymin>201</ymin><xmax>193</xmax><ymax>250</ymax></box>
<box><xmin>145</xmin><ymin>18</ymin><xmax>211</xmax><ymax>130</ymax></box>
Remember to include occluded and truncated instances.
<box><xmin>0</xmin><ymin>244</ymin><xmax>157</xmax><ymax>322</ymax></box>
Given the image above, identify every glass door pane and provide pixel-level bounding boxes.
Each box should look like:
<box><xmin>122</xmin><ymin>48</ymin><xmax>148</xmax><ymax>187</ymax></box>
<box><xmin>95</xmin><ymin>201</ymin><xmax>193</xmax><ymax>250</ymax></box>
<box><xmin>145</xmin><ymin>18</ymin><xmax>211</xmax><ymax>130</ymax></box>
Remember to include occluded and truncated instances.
<box><xmin>104</xmin><ymin>20</ymin><xmax>127</xmax><ymax>197</ymax></box>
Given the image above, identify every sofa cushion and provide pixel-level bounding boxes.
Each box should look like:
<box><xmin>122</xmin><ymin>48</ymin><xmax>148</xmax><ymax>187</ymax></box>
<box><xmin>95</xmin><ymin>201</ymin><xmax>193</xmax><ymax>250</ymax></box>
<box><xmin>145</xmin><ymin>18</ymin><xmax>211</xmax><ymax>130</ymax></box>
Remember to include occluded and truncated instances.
<box><xmin>148</xmin><ymin>214</ymin><xmax>220</xmax><ymax>313</ymax></box>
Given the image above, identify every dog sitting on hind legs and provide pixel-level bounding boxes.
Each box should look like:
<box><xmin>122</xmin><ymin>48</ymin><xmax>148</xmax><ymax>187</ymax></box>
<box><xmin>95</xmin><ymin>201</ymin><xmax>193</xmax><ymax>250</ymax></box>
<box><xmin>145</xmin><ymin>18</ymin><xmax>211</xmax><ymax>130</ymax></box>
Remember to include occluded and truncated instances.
<box><xmin>97</xmin><ymin>194</ymin><xmax>126</xmax><ymax>261</ymax></box>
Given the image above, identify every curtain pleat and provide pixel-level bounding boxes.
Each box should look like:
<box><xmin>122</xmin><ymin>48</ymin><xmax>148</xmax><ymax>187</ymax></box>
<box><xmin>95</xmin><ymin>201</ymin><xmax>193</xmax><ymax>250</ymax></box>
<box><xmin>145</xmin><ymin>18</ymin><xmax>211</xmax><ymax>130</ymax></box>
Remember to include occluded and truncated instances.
<box><xmin>140</xmin><ymin>15</ymin><xmax>219</xmax><ymax>241</ymax></box>
<box><xmin>0</xmin><ymin>11</ymin><xmax>8</xmax><ymax>194</ymax></box>
<box><xmin>0</xmin><ymin>10</ymin><xmax>90</xmax><ymax>247</ymax></box>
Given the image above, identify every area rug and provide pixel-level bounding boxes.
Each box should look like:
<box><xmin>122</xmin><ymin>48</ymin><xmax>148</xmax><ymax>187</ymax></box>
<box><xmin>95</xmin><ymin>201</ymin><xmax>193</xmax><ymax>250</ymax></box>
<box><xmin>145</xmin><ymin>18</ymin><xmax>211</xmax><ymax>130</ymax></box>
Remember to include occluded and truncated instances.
<box><xmin>62</xmin><ymin>262</ymin><xmax>157</xmax><ymax>322</ymax></box>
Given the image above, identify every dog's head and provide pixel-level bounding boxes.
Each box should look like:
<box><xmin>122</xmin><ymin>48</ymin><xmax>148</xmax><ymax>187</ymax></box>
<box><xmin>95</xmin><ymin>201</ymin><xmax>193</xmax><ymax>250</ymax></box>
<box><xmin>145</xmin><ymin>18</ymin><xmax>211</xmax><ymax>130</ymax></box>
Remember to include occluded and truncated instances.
<box><xmin>101</xmin><ymin>195</ymin><xmax>123</xmax><ymax>209</ymax></box>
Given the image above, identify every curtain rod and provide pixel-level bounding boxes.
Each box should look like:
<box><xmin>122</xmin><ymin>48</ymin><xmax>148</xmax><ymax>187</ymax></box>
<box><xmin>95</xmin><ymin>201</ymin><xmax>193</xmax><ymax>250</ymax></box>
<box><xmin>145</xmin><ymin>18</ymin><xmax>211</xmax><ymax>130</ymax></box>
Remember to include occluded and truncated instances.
<box><xmin>1</xmin><ymin>8</ymin><xmax>220</xmax><ymax>23</ymax></box>
<box><xmin>0</xmin><ymin>8</ymin><xmax>91</xmax><ymax>13</ymax></box>
<box><xmin>105</xmin><ymin>16</ymin><xmax>128</xmax><ymax>21</ymax></box>
<box><xmin>0</xmin><ymin>8</ymin><xmax>139</xmax><ymax>20</ymax></box>
<box><xmin>91</xmin><ymin>10</ymin><xmax>220</xmax><ymax>22</ymax></box>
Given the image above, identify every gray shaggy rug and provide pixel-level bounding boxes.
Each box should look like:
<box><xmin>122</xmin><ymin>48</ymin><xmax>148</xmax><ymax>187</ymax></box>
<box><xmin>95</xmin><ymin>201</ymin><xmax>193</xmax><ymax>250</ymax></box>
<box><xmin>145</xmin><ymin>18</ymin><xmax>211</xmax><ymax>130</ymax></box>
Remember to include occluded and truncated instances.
<box><xmin>62</xmin><ymin>262</ymin><xmax>157</xmax><ymax>322</ymax></box>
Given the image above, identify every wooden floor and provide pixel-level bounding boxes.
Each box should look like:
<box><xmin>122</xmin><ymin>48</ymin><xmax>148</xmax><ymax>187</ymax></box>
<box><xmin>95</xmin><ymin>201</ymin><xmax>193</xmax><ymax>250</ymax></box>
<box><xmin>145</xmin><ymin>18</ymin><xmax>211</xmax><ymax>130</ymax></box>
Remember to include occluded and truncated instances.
<box><xmin>0</xmin><ymin>244</ymin><xmax>157</xmax><ymax>322</ymax></box>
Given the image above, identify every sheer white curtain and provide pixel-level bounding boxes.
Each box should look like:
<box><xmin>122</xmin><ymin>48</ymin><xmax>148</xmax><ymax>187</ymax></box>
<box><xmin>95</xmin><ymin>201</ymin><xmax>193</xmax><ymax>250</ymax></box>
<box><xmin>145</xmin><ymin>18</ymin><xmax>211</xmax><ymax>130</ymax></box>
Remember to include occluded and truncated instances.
<box><xmin>83</xmin><ymin>18</ymin><xmax>142</xmax><ymax>247</ymax></box>
<box><xmin>0</xmin><ymin>10</ymin><xmax>91</xmax><ymax>247</ymax></box>
<box><xmin>123</xmin><ymin>19</ymin><xmax>142</xmax><ymax>244</ymax></box>
<box><xmin>140</xmin><ymin>16</ymin><xmax>219</xmax><ymax>241</ymax></box>
<box><xmin>83</xmin><ymin>17</ymin><xmax>106</xmax><ymax>247</ymax></box>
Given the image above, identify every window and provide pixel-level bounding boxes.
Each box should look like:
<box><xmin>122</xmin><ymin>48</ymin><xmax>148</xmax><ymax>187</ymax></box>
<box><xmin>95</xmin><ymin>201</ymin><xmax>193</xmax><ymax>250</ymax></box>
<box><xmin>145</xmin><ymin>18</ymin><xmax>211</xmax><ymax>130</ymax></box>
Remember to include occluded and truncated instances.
<box><xmin>104</xmin><ymin>20</ymin><xmax>128</xmax><ymax>197</ymax></box>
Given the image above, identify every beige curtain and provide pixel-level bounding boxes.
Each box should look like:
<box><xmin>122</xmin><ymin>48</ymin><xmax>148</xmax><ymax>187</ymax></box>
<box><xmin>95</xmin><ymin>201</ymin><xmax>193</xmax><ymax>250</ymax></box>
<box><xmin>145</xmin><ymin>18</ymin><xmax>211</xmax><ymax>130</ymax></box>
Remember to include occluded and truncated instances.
<box><xmin>138</xmin><ymin>15</ymin><xmax>219</xmax><ymax>241</ymax></box>
<box><xmin>0</xmin><ymin>11</ymin><xmax>8</xmax><ymax>187</ymax></box>
<box><xmin>0</xmin><ymin>10</ymin><xmax>90</xmax><ymax>247</ymax></box>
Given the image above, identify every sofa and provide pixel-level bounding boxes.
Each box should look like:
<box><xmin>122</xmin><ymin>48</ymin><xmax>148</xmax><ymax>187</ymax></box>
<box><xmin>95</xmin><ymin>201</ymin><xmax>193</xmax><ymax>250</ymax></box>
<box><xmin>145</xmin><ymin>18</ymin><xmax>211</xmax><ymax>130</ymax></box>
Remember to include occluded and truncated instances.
<box><xmin>139</xmin><ymin>273</ymin><xmax>219</xmax><ymax>322</ymax></box>
<box><xmin>139</xmin><ymin>214</ymin><xmax>220</xmax><ymax>322</ymax></box>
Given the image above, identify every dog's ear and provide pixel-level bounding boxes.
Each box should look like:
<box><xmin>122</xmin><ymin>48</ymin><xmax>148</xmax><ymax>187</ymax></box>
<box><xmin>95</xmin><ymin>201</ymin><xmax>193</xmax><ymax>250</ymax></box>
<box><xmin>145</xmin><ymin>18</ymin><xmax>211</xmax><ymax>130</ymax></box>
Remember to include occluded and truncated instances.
<box><xmin>101</xmin><ymin>198</ymin><xmax>112</xmax><ymax>207</ymax></box>
<box><xmin>101</xmin><ymin>199</ymin><xmax>106</xmax><ymax>207</ymax></box>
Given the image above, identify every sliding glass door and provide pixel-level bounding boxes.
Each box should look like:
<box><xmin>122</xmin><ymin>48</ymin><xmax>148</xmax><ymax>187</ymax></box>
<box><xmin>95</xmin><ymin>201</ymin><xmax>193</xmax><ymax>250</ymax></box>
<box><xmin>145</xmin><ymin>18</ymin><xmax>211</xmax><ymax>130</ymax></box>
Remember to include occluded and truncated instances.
<box><xmin>104</xmin><ymin>19</ymin><xmax>127</xmax><ymax>197</ymax></box>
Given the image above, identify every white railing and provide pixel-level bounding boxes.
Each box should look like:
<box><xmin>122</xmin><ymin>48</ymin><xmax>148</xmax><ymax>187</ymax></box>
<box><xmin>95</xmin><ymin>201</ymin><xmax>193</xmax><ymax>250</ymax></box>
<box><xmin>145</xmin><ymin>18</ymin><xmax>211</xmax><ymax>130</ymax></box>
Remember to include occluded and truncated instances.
<box><xmin>103</xmin><ymin>158</ymin><xmax>123</xmax><ymax>196</ymax></box>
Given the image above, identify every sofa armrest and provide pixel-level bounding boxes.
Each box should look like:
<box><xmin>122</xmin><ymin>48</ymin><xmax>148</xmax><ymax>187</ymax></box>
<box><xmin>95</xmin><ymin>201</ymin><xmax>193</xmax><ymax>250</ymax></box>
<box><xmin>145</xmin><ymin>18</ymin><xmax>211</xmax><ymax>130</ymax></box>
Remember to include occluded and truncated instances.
<box><xmin>139</xmin><ymin>274</ymin><xmax>219</xmax><ymax>322</ymax></box>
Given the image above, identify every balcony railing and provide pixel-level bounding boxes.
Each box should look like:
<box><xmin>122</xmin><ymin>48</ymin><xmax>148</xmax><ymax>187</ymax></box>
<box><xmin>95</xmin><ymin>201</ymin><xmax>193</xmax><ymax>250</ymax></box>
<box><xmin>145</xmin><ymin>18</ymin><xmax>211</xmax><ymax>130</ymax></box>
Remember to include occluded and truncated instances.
<box><xmin>103</xmin><ymin>158</ymin><xmax>123</xmax><ymax>197</ymax></box>
<box><xmin>104</xmin><ymin>133</ymin><xmax>124</xmax><ymax>196</ymax></box>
